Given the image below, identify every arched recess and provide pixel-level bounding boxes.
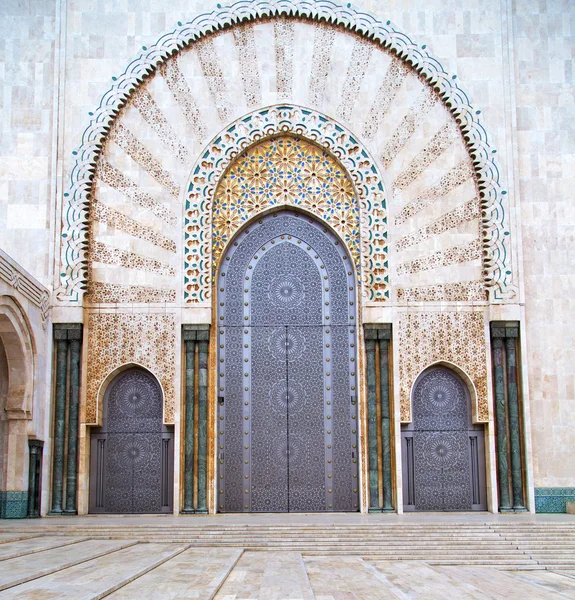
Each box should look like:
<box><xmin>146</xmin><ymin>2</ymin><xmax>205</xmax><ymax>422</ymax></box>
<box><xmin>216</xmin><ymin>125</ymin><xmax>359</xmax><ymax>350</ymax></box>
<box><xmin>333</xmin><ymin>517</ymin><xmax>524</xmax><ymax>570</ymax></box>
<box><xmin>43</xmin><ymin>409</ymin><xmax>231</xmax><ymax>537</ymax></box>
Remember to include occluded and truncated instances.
<box><xmin>0</xmin><ymin>296</ymin><xmax>34</xmax><ymax>421</ymax></box>
<box><xmin>57</xmin><ymin>0</ymin><xmax>516</xmax><ymax>305</ymax></box>
<box><xmin>89</xmin><ymin>365</ymin><xmax>174</xmax><ymax>514</ymax></box>
<box><xmin>401</xmin><ymin>364</ymin><xmax>487</xmax><ymax>511</ymax></box>
<box><xmin>216</xmin><ymin>209</ymin><xmax>360</xmax><ymax>512</ymax></box>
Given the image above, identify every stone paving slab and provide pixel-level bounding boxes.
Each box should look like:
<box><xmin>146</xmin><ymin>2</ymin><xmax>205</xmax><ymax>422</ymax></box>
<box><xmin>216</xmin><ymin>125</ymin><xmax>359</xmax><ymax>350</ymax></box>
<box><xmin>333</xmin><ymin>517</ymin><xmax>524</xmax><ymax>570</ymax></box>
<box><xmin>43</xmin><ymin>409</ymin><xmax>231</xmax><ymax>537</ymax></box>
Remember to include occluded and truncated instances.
<box><xmin>107</xmin><ymin>548</ymin><xmax>242</xmax><ymax>600</ymax></box>
<box><xmin>0</xmin><ymin>543</ymin><xmax>188</xmax><ymax>600</ymax></box>
<box><xmin>0</xmin><ymin>539</ymin><xmax>137</xmax><ymax>591</ymax></box>
<box><xmin>506</xmin><ymin>570</ymin><xmax>575</xmax><ymax>597</ymax></box>
<box><xmin>0</xmin><ymin>536</ymin><xmax>87</xmax><ymax>561</ymax></box>
<box><xmin>216</xmin><ymin>551</ymin><xmax>314</xmax><ymax>600</ymax></box>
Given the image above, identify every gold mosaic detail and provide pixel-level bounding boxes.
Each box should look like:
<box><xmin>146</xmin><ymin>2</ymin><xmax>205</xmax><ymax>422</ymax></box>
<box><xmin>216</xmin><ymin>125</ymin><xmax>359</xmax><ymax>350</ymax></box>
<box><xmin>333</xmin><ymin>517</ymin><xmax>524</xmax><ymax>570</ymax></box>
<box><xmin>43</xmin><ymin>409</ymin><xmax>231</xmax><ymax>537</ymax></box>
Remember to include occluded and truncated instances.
<box><xmin>212</xmin><ymin>136</ymin><xmax>360</xmax><ymax>269</ymax></box>
<box><xmin>85</xmin><ymin>313</ymin><xmax>177</xmax><ymax>424</ymax></box>
<box><xmin>398</xmin><ymin>312</ymin><xmax>489</xmax><ymax>422</ymax></box>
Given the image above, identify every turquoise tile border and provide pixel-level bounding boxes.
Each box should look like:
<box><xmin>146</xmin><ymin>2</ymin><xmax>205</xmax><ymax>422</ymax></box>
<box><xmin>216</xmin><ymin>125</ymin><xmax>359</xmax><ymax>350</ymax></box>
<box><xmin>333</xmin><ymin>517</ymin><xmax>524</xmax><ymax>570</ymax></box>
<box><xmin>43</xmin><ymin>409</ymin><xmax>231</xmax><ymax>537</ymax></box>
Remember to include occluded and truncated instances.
<box><xmin>535</xmin><ymin>488</ymin><xmax>575</xmax><ymax>514</ymax></box>
<box><xmin>0</xmin><ymin>491</ymin><xmax>28</xmax><ymax>519</ymax></box>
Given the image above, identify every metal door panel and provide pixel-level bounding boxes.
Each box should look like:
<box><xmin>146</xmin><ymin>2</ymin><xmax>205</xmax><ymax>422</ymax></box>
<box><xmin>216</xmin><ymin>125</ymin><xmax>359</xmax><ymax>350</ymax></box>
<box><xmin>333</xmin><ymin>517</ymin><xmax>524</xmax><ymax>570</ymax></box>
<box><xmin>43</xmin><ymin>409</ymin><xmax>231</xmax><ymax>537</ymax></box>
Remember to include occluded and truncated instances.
<box><xmin>89</xmin><ymin>368</ymin><xmax>173</xmax><ymax>514</ymax></box>
<box><xmin>251</xmin><ymin>326</ymin><xmax>288</xmax><ymax>512</ymax></box>
<box><xmin>287</xmin><ymin>325</ymin><xmax>324</xmax><ymax>512</ymax></box>
<box><xmin>402</xmin><ymin>367</ymin><xmax>486</xmax><ymax>511</ymax></box>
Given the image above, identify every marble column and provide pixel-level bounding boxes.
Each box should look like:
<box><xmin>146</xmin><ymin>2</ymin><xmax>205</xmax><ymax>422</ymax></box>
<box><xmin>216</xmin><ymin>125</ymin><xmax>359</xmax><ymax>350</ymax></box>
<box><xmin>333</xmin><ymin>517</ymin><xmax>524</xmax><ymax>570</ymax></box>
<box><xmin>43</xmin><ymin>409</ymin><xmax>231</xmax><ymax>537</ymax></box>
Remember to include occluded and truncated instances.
<box><xmin>50</xmin><ymin>330</ymin><xmax>68</xmax><ymax>514</ymax></box>
<box><xmin>64</xmin><ymin>329</ymin><xmax>82</xmax><ymax>514</ymax></box>
<box><xmin>182</xmin><ymin>330</ymin><xmax>196</xmax><ymax>513</ymax></box>
<box><xmin>364</xmin><ymin>330</ymin><xmax>379</xmax><ymax>512</ymax></box>
<box><xmin>27</xmin><ymin>440</ymin><xmax>43</xmax><ymax>518</ymax></box>
<box><xmin>491</xmin><ymin>333</ymin><xmax>511</xmax><ymax>511</ymax></box>
<box><xmin>196</xmin><ymin>328</ymin><xmax>210</xmax><ymax>514</ymax></box>
<box><xmin>506</xmin><ymin>331</ymin><xmax>526</xmax><ymax>510</ymax></box>
<box><xmin>378</xmin><ymin>328</ymin><xmax>393</xmax><ymax>512</ymax></box>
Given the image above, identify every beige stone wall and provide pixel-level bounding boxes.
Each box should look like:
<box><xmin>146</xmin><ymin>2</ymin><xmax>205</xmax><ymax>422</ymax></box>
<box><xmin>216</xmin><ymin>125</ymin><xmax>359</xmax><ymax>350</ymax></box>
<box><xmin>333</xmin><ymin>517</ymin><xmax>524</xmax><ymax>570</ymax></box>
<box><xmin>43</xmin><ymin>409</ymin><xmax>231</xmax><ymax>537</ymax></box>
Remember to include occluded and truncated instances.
<box><xmin>513</xmin><ymin>0</ymin><xmax>575</xmax><ymax>488</ymax></box>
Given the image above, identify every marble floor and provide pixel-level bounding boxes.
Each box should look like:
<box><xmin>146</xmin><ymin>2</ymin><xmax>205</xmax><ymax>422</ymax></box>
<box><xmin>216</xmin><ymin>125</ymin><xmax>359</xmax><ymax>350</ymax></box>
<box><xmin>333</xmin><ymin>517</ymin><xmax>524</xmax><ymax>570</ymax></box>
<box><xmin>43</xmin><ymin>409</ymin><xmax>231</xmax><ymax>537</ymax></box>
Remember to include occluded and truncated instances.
<box><xmin>0</xmin><ymin>538</ymin><xmax>574</xmax><ymax>598</ymax></box>
<box><xmin>0</xmin><ymin>515</ymin><xmax>574</xmax><ymax>598</ymax></box>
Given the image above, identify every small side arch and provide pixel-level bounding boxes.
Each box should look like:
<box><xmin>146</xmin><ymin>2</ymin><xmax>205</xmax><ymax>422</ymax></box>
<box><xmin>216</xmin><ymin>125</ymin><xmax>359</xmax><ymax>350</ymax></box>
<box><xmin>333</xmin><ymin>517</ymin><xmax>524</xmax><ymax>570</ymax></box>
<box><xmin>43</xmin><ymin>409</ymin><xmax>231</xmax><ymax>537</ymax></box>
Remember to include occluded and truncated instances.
<box><xmin>95</xmin><ymin>362</ymin><xmax>166</xmax><ymax>427</ymax></box>
<box><xmin>409</xmin><ymin>360</ymin><xmax>481</xmax><ymax>424</ymax></box>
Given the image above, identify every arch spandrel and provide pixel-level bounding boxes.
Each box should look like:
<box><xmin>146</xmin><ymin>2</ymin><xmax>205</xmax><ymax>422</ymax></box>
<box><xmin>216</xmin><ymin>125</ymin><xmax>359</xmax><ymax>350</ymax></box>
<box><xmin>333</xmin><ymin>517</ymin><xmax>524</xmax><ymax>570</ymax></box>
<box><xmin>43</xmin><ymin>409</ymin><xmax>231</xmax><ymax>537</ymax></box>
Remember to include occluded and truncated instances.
<box><xmin>60</xmin><ymin>1</ymin><xmax>516</xmax><ymax>306</ymax></box>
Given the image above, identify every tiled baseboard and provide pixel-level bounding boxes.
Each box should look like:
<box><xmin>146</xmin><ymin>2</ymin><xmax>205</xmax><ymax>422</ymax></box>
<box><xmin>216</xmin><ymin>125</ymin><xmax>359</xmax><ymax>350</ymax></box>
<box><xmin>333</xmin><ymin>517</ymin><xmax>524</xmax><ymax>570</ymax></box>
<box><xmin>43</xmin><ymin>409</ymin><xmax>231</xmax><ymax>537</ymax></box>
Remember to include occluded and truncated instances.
<box><xmin>0</xmin><ymin>491</ymin><xmax>28</xmax><ymax>519</ymax></box>
<box><xmin>535</xmin><ymin>488</ymin><xmax>575</xmax><ymax>513</ymax></box>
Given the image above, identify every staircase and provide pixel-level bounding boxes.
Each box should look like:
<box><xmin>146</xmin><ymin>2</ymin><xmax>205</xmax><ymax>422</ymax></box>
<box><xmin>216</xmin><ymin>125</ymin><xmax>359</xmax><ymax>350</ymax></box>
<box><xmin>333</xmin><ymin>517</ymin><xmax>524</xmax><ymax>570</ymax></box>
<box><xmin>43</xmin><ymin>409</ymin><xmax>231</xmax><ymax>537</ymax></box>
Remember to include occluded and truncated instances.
<box><xmin>2</xmin><ymin>521</ymin><xmax>575</xmax><ymax>570</ymax></box>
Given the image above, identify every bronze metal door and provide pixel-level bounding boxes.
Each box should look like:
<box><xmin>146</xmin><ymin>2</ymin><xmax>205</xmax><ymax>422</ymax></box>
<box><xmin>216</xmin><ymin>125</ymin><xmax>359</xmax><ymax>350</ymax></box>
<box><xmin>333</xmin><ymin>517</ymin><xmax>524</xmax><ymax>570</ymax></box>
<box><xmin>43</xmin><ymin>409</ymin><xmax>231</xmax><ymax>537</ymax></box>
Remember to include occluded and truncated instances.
<box><xmin>217</xmin><ymin>211</ymin><xmax>358</xmax><ymax>512</ymax></box>
<box><xmin>401</xmin><ymin>367</ymin><xmax>487</xmax><ymax>511</ymax></box>
<box><xmin>89</xmin><ymin>368</ymin><xmax>173</xmax><ymax>513</ymax></box>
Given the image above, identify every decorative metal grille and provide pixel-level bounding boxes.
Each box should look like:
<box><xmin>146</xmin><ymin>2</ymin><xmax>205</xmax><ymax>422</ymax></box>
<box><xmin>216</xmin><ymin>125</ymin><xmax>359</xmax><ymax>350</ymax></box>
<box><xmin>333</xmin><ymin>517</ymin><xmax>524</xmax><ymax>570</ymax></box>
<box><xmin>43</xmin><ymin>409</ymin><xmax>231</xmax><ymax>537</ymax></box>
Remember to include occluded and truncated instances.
<box><xmin>218</xmin><ymin>211</ymin><xmax>358</xmax><ymax>512</ymax></box>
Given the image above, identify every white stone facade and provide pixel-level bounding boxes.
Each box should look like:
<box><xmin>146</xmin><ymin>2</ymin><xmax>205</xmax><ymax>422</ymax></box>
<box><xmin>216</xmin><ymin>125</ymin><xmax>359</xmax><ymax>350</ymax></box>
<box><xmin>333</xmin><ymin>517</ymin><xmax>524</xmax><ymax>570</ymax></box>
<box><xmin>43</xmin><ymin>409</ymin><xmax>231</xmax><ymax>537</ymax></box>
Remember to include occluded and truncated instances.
<box><xmin>0</xmin><ymin>0</ymin><xmax>573</xmax><ymax>515</ymax></box>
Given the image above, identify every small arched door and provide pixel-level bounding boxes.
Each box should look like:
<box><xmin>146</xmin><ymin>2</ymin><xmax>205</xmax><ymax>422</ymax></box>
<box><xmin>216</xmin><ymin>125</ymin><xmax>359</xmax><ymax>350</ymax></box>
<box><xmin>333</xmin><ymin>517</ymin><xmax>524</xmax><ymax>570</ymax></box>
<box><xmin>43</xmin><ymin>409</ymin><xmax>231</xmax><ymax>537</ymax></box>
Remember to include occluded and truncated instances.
<box><xmin>401</xmin><ymin>366</ymin><xmax>487</xmax><ymax>511</ymax></box>
<box><xmin>89</xmin><ymin>367</ymin><xmax>173</xmax><ymax>513</ymax></box>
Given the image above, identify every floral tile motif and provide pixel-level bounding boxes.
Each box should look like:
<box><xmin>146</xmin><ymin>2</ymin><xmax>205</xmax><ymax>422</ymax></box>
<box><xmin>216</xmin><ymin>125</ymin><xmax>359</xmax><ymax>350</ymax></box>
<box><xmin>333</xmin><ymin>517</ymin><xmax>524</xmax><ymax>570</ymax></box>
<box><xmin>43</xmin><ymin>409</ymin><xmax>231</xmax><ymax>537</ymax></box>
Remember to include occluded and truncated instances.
<box><xmin>212</xmin><ymin>136</ymin><xmax>359</xmax><ymax>268</ymax></box>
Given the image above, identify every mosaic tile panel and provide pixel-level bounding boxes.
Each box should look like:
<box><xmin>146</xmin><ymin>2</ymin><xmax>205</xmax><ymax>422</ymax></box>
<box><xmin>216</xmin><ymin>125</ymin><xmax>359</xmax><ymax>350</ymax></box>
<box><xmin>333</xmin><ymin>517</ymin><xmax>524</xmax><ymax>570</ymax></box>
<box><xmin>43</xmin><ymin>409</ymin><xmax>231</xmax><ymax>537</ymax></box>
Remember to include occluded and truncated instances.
<box><xmin>184</xmin><ymin>105</ymin><xmax>388</xmax><ymax>303</ymax></box>
<box><xmin>96</xmin><ymin>162</ymin><xmax>177</xmax><ymax>225</ymax></box>
<box><xmin>308</xmin><ymin>25</ymin><xmax>335</xmax><ymax>108</ymax></box>
<box><xmin>274</xmin><ymin>20</ymin><xmax>294</xmax><ymax>100</ymax></box>
<box><xmin>380</xmin><ymin>88</ymin><xmax>437</xmax><ymax>167</ymax></box>
<box><xmin>108</xmin><ymin>123</ymin><xmax>180</xmax><ymax>197</ymax></box>
<box><xmin>85</xmin><ymin>313</ymin><xmax>177</xmax><ymax>424</ymax></box>
<box><xmin>0</xmin><ymin>491</ymin><xmax>28</xmax><ymax>519</ymax></box>
<box><xmin>91</xmin><ymin>200</ymin><xmax>176</xmax><ymax>253</ymax></box>
<box><xmin>212</xmin><ymin>136</ymin><xmax>359</xmax><ymax>266</ymax></box>
<box><xmin>396</xmin><ymin>198</ymin><xmax>481</xmax><ymax>251</ymax></box>
<box><xmin>232</xmin><ymin>24</ymin><xmax>261</xmax><ymax>108</ymax></box>
<box><xmin>337</xmin><ymin>38</ymin><xmax>373</xmax><ymax>122</ymax></box>
<box><xmin>362</xmin><ymin>58</ymin><xmax>408</xmax><ymax>140</ymax></box>
<box><xmin>159</xmin><ymin>57</ymin><xmax>208</xmax><ymax>140</ymax></box>
<box><xmin>396</xmin><ymin>281</ymin><xmax>486</xmax><ymax>303</ymax></box>
<box><xmin>397</xmin><ymin>239</ymin><xmax>482</xmax><ymax>276</ymax></box>
<box><xmin>196</xmin><ymin>37</ymin><xmax>232</xmax><ymax>123</ymax></box>
<box><xmin>131</xmin><ymin>88</ymin><xmax>191</xmax><ymax>165</ymax></box>
<box><xmin>395</xmin><ymin>161</ymin><xmax>475</xmax><ymax>226</ymax></box>
<box><xmin>393</xmin><ymin>122</ymin><xmax>460</xmax><ymax>193</ymax></box>
<box><xmin>84</xmin><ymin>282</ymin><xmax>176</xmax><ymax>305</ymax></box>
<box><xmin>535</xmin><ymin>488</ymin><xmax>575</xmax><ymax>514</ymax></box>
<box><xmin>397</xmin><ymin>312</ymin><xmax>489</xmax><ymax>422</ymax></box>
<box><xmin>90</xmin><ymin>241</ymin><xmax>175</xmax><ymax>277</ymax></box>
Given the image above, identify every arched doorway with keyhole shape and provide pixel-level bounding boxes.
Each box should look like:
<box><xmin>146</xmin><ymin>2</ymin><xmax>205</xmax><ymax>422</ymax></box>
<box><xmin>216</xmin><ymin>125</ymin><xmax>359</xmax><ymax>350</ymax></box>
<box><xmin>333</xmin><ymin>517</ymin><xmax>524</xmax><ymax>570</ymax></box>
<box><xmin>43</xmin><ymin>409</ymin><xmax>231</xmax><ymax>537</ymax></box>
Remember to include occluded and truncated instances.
<box><xmin>89</xmin><ymin>367</ymin><xmax>174</xmax><ymax>513</ymax></box>
<box><xmin>401</xmin><ymin>365</ymin><xmax>487</xmax><ymax>511</ymax></box>
<box><xmin>217</xmin><ymin>210</ymin><xmax>359</xmax><ymax>512</ymax></box>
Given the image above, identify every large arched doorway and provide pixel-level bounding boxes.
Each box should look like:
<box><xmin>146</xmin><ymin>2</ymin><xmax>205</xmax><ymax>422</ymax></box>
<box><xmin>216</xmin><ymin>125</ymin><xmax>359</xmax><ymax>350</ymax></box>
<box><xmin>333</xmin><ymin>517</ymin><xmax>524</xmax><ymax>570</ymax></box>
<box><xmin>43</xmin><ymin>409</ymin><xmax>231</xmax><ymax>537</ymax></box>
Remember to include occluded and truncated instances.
<box><xmin>401</xmin><ymin>366</ymin><xmax>487</xmax><ymax>511</ymax></box>
<box><xmin>89</xmin><ymin>367</ymin><xmax>173</xmax><ymax>513</ymax></box>
<box><xmin>217</xmin><ymin>210</ymin><xmax>359</xmax><ymax>512</ymax></box>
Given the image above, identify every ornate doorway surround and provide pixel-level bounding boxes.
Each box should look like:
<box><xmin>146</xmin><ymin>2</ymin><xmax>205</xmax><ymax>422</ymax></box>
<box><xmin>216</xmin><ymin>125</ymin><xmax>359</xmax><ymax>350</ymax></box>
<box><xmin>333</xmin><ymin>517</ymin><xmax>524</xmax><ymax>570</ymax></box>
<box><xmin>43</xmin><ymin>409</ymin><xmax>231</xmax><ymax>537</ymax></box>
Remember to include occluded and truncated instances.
<box><xmin>89</xmin><ymin>367</ymin><xmax>174</xmax><ymax>514</ymax></box>
<box><xmin>401</xmin><ymin>366</ymin><xmax>487</xmax><ymax>511</ymax></box>
<box><xmin>217</xmin><ymin>211</ymin><xmax>359</xmax><ymax>512</ymax></box>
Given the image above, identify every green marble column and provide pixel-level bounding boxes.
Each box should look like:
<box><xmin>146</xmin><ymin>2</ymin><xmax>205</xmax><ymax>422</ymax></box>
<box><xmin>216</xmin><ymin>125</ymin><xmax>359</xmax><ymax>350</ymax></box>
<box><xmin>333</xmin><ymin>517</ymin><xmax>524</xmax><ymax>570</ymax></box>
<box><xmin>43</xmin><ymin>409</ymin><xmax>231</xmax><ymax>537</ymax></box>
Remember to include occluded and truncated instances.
<box><xmin>64</xmin><ymin>329</ymin><xmax>82</xmax><ymax>514</ymax></box>
<box><xmin>505</xmin><ymin>332</ymin><xmax>526</xmax><ymax>510</ymax></box>
<box><xmin>492</xmin><ymin>334</ymin><xmax>511</xmax><ymax>511</ymax></box>
<box><xmin>182</xmin><ymin>332</ymin><xmax>196</xmax><ymax>513</ymax></box>
<box><xmin>364</xmin><ymin>330</ymin><xmax>379</xmax><ymax>512</ymax></box>
<box><xmin>50</xmin><ymin>331</ymin><xmax>68</xmax><ymax>514</ymax></box>
<box><xmin>196</xmin><ymin>327</ymin><xmax>210</xmax><ymax>514</ymax></box>
<box><xmin>27</xmin><ymin>440</ymin><xmax>43</xmax><ymax>518</ymax></box>
<box><xmin>378</xmin><ymin>329</ymin><xmax>393</xmax><ymax>512</ymax></box>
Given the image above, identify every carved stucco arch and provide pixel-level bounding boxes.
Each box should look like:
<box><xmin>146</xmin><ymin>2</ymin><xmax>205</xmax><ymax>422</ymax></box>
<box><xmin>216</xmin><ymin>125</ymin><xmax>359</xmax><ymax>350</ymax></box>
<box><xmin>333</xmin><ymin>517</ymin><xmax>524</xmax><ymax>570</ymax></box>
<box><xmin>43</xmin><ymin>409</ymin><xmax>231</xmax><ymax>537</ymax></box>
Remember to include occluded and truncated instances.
<box><xmin>409</xmin><ymin>360</ymin><xmax>482</xmax><ymax>425</ymax></box>
<box><xmin>58</xmin><ymin>0</ymin><xmax>514</xmax><ymax>304</ymax></box>
<box><xmin>184</xmin><ymin>109</ymin><xmax>386</xmax><ymax>302</ymax></box>
<box><xmin>95</xmin><ymin>362</ymin><xmax>166</xmax><ymax>427</ymax></box>
<box><xmin>0</xmin><ymin>296</ymin><xmax>35</xmax><ymax>420</ymax></box>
